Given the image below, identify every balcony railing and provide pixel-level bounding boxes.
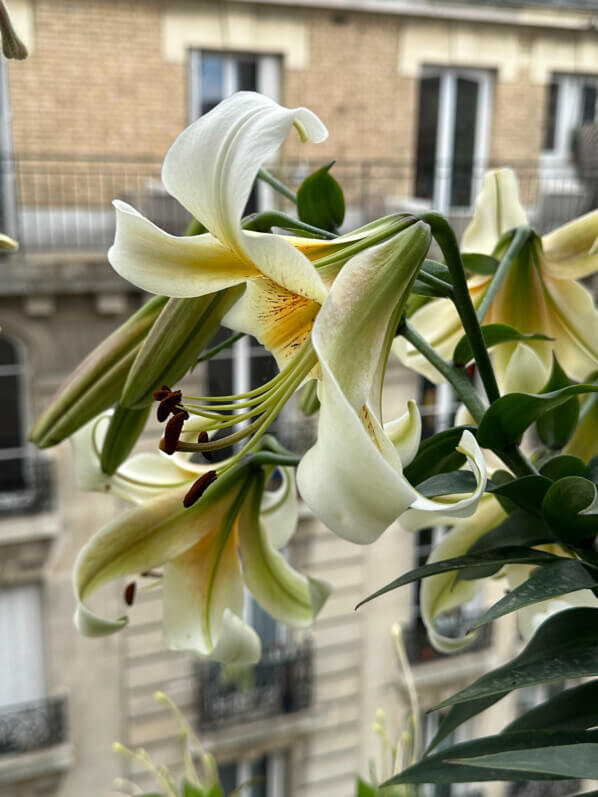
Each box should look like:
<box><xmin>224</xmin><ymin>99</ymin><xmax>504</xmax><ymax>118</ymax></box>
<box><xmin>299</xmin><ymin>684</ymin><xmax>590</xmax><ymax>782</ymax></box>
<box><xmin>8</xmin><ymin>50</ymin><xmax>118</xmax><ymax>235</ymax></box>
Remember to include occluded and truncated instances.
<box><xmin>0</xmin><ymin>155</ymin><xmax>595</xmax><ymax>258</ymax></box>
<box><xmin>0</xmin><ymin>455</ymin><xmax>54</xmax><ymax>517</ymax></box>
<box><xmin>0</xmin><ymin>695</ymin><xmax>69</xmax><ymax>756</ymax></box>
<box><xmin>196</xmin><ymin>641</ymin><xmax>313</xmax><ymax>730</ymax></box>
<box><xmin>404</xmin><ymin>621</ymin><xmax>492</xmax><ymax>666</ymax></box>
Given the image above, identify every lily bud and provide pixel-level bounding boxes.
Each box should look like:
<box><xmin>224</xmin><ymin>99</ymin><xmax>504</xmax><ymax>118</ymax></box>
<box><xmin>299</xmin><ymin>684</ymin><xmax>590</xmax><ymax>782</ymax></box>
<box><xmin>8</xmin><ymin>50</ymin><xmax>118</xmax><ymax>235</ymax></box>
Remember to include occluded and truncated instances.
<box><xmin>30</xmin><ymin>294</ymin><xmax>167</xmax><ymax>448</ymax></box>
<box><xmin>99</xmin><ymin>403</ymin><xmax>151</xmax><ymax>475</ymax></box>
<box><xmin>0</xmin><ymin>1</ymin><xmax>27</xmax><ymax>60</ymax></box>
<box><xmin>120</xmin><ymin>285</ymin><xmax>244</xmax><ymax>409</ymax></box>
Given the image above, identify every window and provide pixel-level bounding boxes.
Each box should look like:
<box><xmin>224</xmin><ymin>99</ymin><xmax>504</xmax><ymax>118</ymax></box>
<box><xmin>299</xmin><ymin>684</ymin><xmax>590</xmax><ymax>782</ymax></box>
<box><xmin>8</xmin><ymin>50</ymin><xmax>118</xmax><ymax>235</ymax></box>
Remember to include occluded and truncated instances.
<box><xmin>0</xmin><ymin>584</ymin><xmax>45</xmax><ymax>708</ymax></box>
<box><xmin>542</xmin><ymin>74</ymin><xmax>598</xmax><ymax>162</ymax></box>
<box><xmin>219</xmin><ymin>752</ymin><xmax>286</xmax><ymax>797</ymax></box>
<box><xmin>0</xmin><ymin>333</ymin><xmax>27</xmax><ymax>492</ymax></box>
<box><xmin>414</xmin><ymin>68</ymin><xmax>492</xmax><ymax>212</ymax></box>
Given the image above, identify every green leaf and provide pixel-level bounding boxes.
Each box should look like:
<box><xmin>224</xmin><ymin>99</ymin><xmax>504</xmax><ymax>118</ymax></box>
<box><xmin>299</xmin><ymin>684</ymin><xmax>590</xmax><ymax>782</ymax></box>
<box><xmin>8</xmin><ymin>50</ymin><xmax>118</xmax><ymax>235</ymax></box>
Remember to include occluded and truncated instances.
<box><xmin>503</xmin><ymin>680</ymin><xmax>598</xmax><ymax>733</ymax></box>
<box><xmin>541</xmin><ymin>454</ymin><xmax>588</xmax><ymax>481</ymax></box>
<box><xmin>296</xmin><ymin>162</ymin><xmax>345</xmax><ymax>231</ymax></box>
<box><xmin>487</xmin><ymin>474</ymin><xmax>552</xmax><ymax>517</ymax></box>
<box><xmin>457</xmin><ymin>743</ymin><xmax>598</xmax><ymax>779</ymax></box>
<box><xmin>386</xmin><ymin>730</ymin><xmax>596</xmax><ymax>785</ymax></box>
<box><xmin>536</xmin><ymin>355</ymin><xmax>580</xmax><ymax>449</ymax></box>
<box><xmin>100</xmin><ymin>403</ymin><xmax>150</xmax><ymax>475</ymax></box>
<box><xmin>542</xmin><ymin>476</ymin><xmax>598</xmax><ymax>544</ymax></box>
<box><xmin>477</xmin><ymin>385</ymin><xmax>598</xmax><ymax>450</ymax></box>
<box><xmin>415</xmin><ymin>470</ymin><xmax>480</xmax><ymax>497</ymax></box>
<box><xmin>403</xmin><ymin>425</ymin><xmax>474</xmax><ymax>486</ymax></box>
<box><xmin>468</xmin><ymin>509</ymin><xmax>556</xmax><ymax>557</ymax></box>
<box><xmin>462</xmin><ymin>252</ymin><xmax>499</xmax><ymax>275</ymax></box>
<box><xmin>435</xmin><ymin>608</ymin><xmax>598</xmax><ymax>709</ymax></box>
<box><xmin>355</xmin><ymin>548</ymin><xmax>562</xmax><ymax>609</ymax></box>
<box><xmin>453</xmin><ymin>324</ymin><xmax>553</xmax><ymax>368</ymax></box>
<box><xmin>470</xmin><ymin>559</ymin><xmax>598</xmax><ymax>628</ymax></box>
<box><xmin>182</xmin><ymin>781</ymin><xmax>204</xmax><ymax>797</ymax></box>
<box><xmin>411</xmin><ymin>277</ymin><xmax>453</xmax><ymax>299</ymax></box>
<box><xmin>356</xmin><ymin>778</ymin><xmax>379</xmax><ymax>797</ymax></box>
<box><xmin>426</xmin><ymin>694</ymin><xmax>506</xmax><ymax>753</ymax></box>
<box><xmin>587</xmin><ymin>454</ymin><xmax>598</xmax><ymax>484</ymax></box>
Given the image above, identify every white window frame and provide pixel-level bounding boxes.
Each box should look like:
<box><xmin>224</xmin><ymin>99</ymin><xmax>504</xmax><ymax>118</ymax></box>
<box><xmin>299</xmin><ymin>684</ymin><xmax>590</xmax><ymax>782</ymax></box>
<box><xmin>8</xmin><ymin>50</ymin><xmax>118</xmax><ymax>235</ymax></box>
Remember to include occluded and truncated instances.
<box><xmin>541</xmin><ymin>73</ymin><xmax>598</xmax><ymax>177</ymax></box>
<box><xmin>226</xmin><ymin>751</ymin><xmax>286</xmax><ymax>797</ymax></box>
<box><xmin>418</xmin><ymin>66</ymin><xmax>492</xmax><ymax>213</ymax></box>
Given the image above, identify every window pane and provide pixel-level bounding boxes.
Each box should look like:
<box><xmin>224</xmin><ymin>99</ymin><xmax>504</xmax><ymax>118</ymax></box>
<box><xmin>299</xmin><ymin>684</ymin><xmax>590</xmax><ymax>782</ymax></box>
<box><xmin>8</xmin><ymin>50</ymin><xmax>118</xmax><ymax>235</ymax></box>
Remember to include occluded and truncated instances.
<box><xmin>415</xmin><ymin>76</ymin><xmax>440</xmax><ymax>200</ymax></box>
<box><xmin>582</xmin><ymin>83</ymin><xmax>597</xmax><ymax>124</ymax></box>
<box><xmin>219</xmin><ymin>762</ymin><xmax>238</xmax><ymax>794</ymax></box>
<box><xmin>250</xmin><ymin>756</ymin><xmax>268</xmax><ymax>797</ymax></box>
<box><xmin>0</xmin><ymin>374</ymin><xmax>23</xmax><ymax>450</ymax></box>
<box><xmin>0</xmin><ymin>585</ymin><xmax>45</xmax><ymax>707</ymax></box>
<box><xmin>201</xmin><ymin>54</ymin><xmax>225</xmax><ymax>115</ymax></box>
<box><xmin>450</xmin><ymin>77</ymin><xmax>478</xmax><ymax>207</ymax></box>
<box><xmin>0</xmin><ymin>335</ymin><xmax>19</xmax><ymax>366</ymax></box>
<box><xmin>543</xmin><ymin>81</ymin><xmax>559</xmax><ymax>151</ymax></box>
<box><xmin>236</xmin><ymin>59</ymin><xmax>257</xmax><ymax>92</ymax></box>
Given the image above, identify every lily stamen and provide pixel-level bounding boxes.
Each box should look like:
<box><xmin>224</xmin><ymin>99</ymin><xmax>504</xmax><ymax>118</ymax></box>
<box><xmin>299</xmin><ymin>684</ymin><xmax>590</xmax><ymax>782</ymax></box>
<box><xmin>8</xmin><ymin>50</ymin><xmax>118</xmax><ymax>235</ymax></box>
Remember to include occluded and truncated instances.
<box><xmin>124</xmin><ymin>582</ymin><xmax>136</xmax><ymax>606</ymax></box>
<box><xmin>163</xmin><ymin>411</ymin><xmax>188</xmax><ymax>455</ymax></box>
<box><xmin>183</xmin><ymin>470</ymin><xmax>218</xmax><ymax>508</ymax></box>
<box><xmin>156</xmin><ymin>390</ymin><xmax>182</xmax><ymax>421</ymax></box>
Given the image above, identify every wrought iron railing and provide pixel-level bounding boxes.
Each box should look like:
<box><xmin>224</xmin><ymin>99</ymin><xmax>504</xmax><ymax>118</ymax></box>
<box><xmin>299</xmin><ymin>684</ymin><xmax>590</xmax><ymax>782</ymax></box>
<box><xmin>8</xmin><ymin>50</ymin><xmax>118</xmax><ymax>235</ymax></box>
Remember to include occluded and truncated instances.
<box><xmin>0</xmin><ymin>455</ymin><xmax>54</xmax><ymax>517</ymax></box>
<box><xmin>0</xmin><ymin>694</ymin><xmax>69</xmax><ymax>755</ymax></box>
<box><xmin>0</xmin><ymin>154</ymin><xmax>594</xmax><ymax>254</ymax></box>
<box><xmin>196</xmin><ymin>641</ymin><xmax>313</xmax><ymax>730</ymax></box>
<box><xmin>404</xmin><ymin>621</ymin><xmax>492</xmax><ymax>666</ymax></box>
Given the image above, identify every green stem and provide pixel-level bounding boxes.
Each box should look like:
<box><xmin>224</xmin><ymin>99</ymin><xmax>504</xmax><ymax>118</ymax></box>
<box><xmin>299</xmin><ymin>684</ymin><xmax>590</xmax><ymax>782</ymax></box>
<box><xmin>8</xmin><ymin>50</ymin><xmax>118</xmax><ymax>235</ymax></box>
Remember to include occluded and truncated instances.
<box><xmin>421</xmin><ymin>213</ymin><xmax>500</xmax><ymax>405</ymax></box>
<box><xmin>498</xmin><ymin>445</ymin><xmax>538</xmax><ymax>477</ymax></box>
<box><xmin>196</xmin><ymin>331</ymin><xmax>245</xmax><ymax>363</ymax></box>
<box><xmin>258</xmin><ymin>167</ymin><xmax>297</xmax><ymax>204</ymax></box>
<box><xmin>248</xmin><ymin>451</ymin><xmax>301</xmax><ymax>468</ymax></box>
<box><xmin>401</xmin><ymin>321</ymin><xmax>485</xmax><ymax>423</ymax></box>
<box><xmin>242</xmin><ymin>210</ymin><xmax>337</xmax><ymax>239</ymax></box>
<box><xmin>477</xmin><ymin>226</ymin><xmax>531</xmax><ymax>323</ymax></box>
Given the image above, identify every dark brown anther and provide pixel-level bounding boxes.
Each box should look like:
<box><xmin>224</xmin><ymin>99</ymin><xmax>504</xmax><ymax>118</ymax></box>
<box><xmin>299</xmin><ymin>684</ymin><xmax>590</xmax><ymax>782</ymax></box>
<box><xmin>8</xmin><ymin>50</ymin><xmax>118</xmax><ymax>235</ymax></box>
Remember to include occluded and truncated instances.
<box><xmin>197</xmin><ymin>430</ymin><xmax>215</xmax><ymax>462</ymax></box>
<box><xmin>163</xmin><ymin>411</ymin><xmax>187</xmax><ymax>455</ymax></box>
<box><xmin>157</xmin><ymin>390</ymin><xmax>182</xmax><ymax>422</ymax></box>
<box><xmin>183</xmin><ymin>470</ymin><xmax>218</xmax><ymax>508</ymax></box>
<box><xmin>124</xmin><ymin>581</ymin><xmax>136</xmax><ymax>606</ymax></box>
<box><xmin>153</xmin><ymin>388</ymin><xmax>171</xmax><ymax>401</ymax></box>
<box><xmin>141</xmin><ymin>570</ymin><xmax>161</xmax><ymax>579</ymax></box>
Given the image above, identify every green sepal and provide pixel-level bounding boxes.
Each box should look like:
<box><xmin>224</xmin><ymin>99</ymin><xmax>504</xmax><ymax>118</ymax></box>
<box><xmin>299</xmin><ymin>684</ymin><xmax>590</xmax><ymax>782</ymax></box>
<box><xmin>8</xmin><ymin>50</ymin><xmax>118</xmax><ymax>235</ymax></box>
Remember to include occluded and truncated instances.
<box><xmin>121</xmin><ymin>286</ymin><xmax>243</xmax><ymax>408</ymax></box>
<box><xmin>452</xmin><ymin>323</ymin><xmax>553</xmax><ymax>367</ymax></box>
<box><xmin>296</xmin><ymin>162</ymin><xmax>345</xmax><ymax>232</ymax></box>
<box><xmin>30</xmin><ymin>295</ymin><xmax>166</xmax><ymax>448</ymax></box>
<box><xmin>100</xmin><ymin>403</ymin><xmax>151</xmax><ymax>475</ymax></box>
<box><xmin>536</xmin><ymin>355</ymin><xmax>580</xmax><ymax>449</ymax></box>
<box><xmin>477</xmin><ymin>384</ymin><xmax>598</xmax><ymax>450</ymax></box>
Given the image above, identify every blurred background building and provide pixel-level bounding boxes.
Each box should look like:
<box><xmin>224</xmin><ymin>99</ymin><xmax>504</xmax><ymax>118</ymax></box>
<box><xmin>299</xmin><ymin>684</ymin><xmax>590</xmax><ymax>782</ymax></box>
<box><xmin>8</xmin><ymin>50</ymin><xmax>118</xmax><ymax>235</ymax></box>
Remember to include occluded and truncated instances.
<box><xmin>0</xmin><ymin>1</ymin><xmax>596</xmax><ymax>795</ymax></box>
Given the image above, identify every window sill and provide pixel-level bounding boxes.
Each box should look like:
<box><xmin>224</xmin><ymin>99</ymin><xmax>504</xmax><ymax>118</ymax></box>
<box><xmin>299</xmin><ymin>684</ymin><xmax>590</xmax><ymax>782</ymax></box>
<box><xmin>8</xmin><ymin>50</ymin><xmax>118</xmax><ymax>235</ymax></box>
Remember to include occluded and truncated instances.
<box><xmin>0</xmin><ymin>741</ymin><xmax>73</xmax><ymax>785</ymax></box>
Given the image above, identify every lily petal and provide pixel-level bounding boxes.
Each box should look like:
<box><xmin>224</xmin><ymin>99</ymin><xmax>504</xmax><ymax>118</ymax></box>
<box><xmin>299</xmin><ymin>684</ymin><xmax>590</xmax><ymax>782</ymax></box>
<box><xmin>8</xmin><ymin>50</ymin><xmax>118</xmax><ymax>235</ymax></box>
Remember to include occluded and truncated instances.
<box><xmin>542</xmin><ymin>209</ymin><xmax>598</xmax><ymax>280</ymax></box>
<box><xmin>461</xmin><ymin>169</ymin><xmax>528</xmax><ymax>255</ymax></box>
<box><xmin>499</xmin><ymin>342</ymin><xmax>551</xmax><ymax>395</ymax></box>
<box><xmin>238</xmin><ymin>475</ymin><xmax>330</xmax><ymax>627</ymax></box>
<box><xmin>109</xmin><ymin>201</ymin><xmax>259</xmax><ymax>298</ymax></box>
<box><xmin>384</xmin><ymin>400</ymin><xmax>422</xmax><ymax>467</ymax></box>
<box><xmin>260</xmin><ymin>467</ymin><xmax>299</xmax><ymax>549</ymax></box>
<box><xmin>162</xmin><ymin>92</ymin><xmax>328</xmax><ymax>303</ymax></box>
<box><xmin>420</xmin><ymin>496</ymin><xmax>505</xmax><ymax>652</ymax></box>
<box><xmin>162</xmin><ymin>522</ymin><xmax>260</xmax><ymax>664</ymax></box>
<box><xmin>73</xmin><ymin>486</ymin><xmax>233</xmax><ymax>636</ymax></box>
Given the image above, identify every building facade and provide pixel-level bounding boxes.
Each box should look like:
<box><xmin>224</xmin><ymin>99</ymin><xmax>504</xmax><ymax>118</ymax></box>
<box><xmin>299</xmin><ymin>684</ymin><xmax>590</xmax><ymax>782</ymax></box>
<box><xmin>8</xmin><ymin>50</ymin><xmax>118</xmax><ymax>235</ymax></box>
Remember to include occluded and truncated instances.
<box><xmin>0</xmin><ymin>1</ymin><xmax>596</xmax><ymax>796</ymax></box>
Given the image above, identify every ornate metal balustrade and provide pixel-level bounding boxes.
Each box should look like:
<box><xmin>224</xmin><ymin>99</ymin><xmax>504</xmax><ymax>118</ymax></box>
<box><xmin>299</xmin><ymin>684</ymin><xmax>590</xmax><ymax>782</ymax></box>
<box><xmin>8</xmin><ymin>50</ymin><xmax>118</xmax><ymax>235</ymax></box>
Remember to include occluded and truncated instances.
<box><xmin>196</xmin><ymin>641</ymin><xmax>313</xmax><ymax>730</ymax></box>
<box><xmin>0</xmin><ymin>455</ymin><xmax>55</xmax><ymax>517</ymax></box>
<box><xmin>0</xmin><ymin>694</ymin><xmax>69</xmax><ymax>756</ymax></box>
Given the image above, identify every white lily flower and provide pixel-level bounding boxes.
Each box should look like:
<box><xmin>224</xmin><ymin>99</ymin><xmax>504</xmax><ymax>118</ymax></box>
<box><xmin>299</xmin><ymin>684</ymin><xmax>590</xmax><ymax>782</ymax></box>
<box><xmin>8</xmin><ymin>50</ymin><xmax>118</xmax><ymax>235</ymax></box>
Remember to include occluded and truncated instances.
<box><xmin>394</xmin><ymin>168</ymin><xmax>598</xmax><ymax>393</ymax></box>
<box><xmin>71</xmin><ymin>413</ymin><xmax>327</xmax><ymax>664</ymax></box>
<box><xmin>108</xmin><ymin>91</ymin><xmax>378</xmax><ymax>371</ymax></box>
<box><xmin>297</xmin><ymin>223</ymin><xmax>487</xmax><ymax>544</ymax></box>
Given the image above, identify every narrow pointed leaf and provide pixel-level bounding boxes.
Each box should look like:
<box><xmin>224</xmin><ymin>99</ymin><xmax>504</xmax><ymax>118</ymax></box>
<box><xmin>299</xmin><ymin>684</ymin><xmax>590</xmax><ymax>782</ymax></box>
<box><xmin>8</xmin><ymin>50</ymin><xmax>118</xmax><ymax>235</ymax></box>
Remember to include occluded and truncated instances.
<box><xmin>487</xmin><ymin>475</ymin><xmax>552</xmax><ymax>517</ymax></box>
<box><xmin>503</xmin><ymin>680</ymin><xmax>598</xmax><ymax>733</ymax></box>
<box><xmin>477</xmin><ymin>385</ymin><xmax>598</xmax><ymax>450</ymax></box>
<box><xmin>427</xmin><ymin>694</ymin><xmax>507</xmax><ymax>753</ymax></box>
<box><xmin>453</xmin><ymin>324</ymin><xmax>553</xmax><ymax>367</ymax></box>
<box><xmin>457</xmin><ymin>743</ymin><xmax>598</xmax><ymax>779</ymax></box>
<box><xmin>434</xmin><ymin>608</ymin><xmax>598</xmax><ymax>709</ymax></box>
<box><xmin>386</xmin><ymin>730</ymin><xmax>595</xmax><ymax>785</ymax></box>
<box><xmin>415</xmin><ymin>470</ymin><xmax>480</xmax><ymax>497</ymax></box>
<box><xmin>403</xmin><ymin>425</ymin><xmax>474</xmax><ymax>485</ymax></box>
<box><xmin>471</xmin><ymin>559</ymin><xmax>598</xmax><ymax>628</ymax></box>
<box><xmin>356</xmin><ymin>547</ymin><xmax>561</xmax><ymax>609</ymax></box>
<box><xmin>462</xmin><ymin>252</ymin><xmax>499</xmax><ymax>275</ymax></box>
